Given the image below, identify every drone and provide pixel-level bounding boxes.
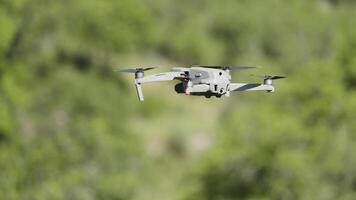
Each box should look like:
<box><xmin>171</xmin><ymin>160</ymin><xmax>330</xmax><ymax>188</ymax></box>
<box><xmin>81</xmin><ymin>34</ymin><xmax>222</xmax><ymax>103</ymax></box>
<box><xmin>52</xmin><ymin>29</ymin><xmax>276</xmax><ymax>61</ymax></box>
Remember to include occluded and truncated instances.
<box><xmin>116</xmin><ymin>65</ymin><xmax>285</xmax><ymax>101</ymax></box>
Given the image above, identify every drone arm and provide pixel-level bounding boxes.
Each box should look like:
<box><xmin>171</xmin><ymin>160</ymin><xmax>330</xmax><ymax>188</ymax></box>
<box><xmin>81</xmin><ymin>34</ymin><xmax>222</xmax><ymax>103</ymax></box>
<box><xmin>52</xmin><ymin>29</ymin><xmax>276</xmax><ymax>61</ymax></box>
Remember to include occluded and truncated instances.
<box><xmin>136</xmin><ymin>72</ymin><xmax>184</xmax><ymax>84</ymax></box>
<box><xmin>229</xmin><ymin>83</ymin><xmax>275</xmax><ymax>92</ymax></box>
<box><xmin>133</xmin><ymin>71</ymin><xmax>184</xmax><ymax>102</ymax></box>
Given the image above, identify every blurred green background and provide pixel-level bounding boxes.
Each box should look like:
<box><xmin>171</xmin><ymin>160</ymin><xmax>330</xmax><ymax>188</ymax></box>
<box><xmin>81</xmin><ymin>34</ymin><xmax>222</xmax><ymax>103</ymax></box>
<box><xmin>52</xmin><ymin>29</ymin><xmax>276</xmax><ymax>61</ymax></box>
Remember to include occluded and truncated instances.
<box><xmin>1</xmin><ymin>0</ymin><xmax>356</xmax><ymax>199</ymax></box>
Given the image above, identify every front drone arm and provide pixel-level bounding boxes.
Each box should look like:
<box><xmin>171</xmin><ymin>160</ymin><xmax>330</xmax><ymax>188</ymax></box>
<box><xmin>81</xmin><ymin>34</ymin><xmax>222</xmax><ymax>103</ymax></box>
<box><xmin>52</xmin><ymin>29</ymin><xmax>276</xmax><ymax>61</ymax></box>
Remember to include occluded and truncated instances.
<box><xmin>136</xmin><ymin>71</ymin><xmax>184</xmax><ymax>84</ymax></box>
<box><xmin>134</xmin><ymin>71</ymin><xmax>185</xmax><ymax>101</ymax></box>
<box><xmin>229</xmin><ymin>83</ymin><xmax>274</xmax><ymax>92</ymax></box>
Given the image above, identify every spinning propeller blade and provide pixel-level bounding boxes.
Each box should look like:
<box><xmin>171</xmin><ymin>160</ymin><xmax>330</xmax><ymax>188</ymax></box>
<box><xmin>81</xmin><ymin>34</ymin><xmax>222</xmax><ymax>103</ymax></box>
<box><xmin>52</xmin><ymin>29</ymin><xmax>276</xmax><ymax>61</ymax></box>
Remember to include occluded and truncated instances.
<box><xmin>200</xmin><ymin>65</ymin><xmax>258</xmax><ymax>70</ymax></box>
<box><xmin>114</xmin><ymin>67</ymin><xmax>156</xmax><ymax>73</ymax></box>
<box><xmin>228</xmin><ymin>65</ymin><xmax>258</xmax><ymax>70</ymax></box>
<box><xmin>252</xmin><ymin>75</ymin><xmax>286</xmax><ymax>80</ymax></box>
<box><xmin>251</xmin><ymin>75</ymin><xmax>286</xmax><ymax>86</ymax></box>
<box><xmin>263</xmin><ymin>75</ymin><xmax>286</xmax><ymax>80</ymax></box>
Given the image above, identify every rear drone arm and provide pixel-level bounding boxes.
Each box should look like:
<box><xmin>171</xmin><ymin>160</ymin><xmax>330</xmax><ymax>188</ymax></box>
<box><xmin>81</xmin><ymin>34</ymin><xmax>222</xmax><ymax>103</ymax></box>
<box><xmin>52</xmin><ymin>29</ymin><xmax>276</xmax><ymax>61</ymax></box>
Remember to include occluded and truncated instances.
<box><xmin>229</xmin><ymin>83</ymin><xmax>275</xmax><ymax>92</ymax></box>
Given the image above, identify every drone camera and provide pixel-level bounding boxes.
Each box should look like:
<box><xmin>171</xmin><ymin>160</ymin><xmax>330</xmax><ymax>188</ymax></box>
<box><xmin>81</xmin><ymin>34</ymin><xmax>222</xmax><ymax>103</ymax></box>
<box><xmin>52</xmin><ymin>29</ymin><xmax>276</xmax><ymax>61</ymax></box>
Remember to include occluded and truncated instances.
<box><xmin>174</xmin><ymin>83</ymin><xmax>185</xmax><ymax>93</ymax></box>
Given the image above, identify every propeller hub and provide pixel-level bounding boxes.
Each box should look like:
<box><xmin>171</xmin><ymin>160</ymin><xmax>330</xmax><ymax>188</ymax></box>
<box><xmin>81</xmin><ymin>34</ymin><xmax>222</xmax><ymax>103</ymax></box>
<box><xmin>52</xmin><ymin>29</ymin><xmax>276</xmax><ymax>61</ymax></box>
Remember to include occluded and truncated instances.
<box><xmin>135</xmin><ymin>71</ymin><xmax>144</xmax><ymax>79</ymax></box>
<box><xmin>264</xmin><ymin>78</ymin><xmax>273</xmax><ymax>85</ymax></box>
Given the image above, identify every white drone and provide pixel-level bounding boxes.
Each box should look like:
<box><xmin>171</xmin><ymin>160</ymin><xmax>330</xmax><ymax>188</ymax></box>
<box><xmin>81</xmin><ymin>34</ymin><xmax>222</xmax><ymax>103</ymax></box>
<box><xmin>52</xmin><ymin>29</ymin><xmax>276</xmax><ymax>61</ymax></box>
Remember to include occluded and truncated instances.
<box><xmin>116</xmin><ymin>65</ymin><xmax>285</xmax><ymax>101</ymax></box>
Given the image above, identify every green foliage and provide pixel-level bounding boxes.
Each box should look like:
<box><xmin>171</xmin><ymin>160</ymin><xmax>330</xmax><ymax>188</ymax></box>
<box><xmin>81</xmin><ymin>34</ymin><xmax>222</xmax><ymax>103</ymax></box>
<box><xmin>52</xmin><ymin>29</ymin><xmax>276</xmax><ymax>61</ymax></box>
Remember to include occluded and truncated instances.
<box><xmin>1</xmin><ymin>0</ymin><xmax>356</xmax><ymax>199</ymax></box>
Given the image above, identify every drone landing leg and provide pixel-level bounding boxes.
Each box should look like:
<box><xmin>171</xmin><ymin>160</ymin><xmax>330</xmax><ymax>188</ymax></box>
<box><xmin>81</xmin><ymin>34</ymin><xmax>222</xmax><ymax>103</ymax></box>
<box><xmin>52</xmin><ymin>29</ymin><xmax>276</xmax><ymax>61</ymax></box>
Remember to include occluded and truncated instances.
<box><xmin>135</xmin><ymin>83</ymin><xmax>144</xmax><ymax>101</ymax></box>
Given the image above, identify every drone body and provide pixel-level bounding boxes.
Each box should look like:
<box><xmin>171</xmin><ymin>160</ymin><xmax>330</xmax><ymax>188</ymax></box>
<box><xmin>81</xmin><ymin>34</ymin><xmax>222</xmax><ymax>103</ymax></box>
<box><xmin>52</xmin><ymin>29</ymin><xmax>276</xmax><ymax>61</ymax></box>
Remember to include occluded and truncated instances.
<box><xmin>116</xmin><ymin>66</ymin><xmax>285</xmax><ymax>101</ymax></box>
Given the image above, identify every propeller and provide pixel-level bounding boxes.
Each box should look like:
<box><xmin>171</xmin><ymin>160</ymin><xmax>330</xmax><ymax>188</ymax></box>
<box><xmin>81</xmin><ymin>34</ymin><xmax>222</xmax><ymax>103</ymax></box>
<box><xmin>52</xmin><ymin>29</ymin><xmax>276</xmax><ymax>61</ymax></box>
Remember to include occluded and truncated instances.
<box><xmin>114</xmin><ymin>67</ymin><xmax>156</xmax><ymax>73</ymax></box>
<box><xmin>114</xmin><ymin>67</ymin><xmax>157</xmax><ymax>101</ymax></box>
<box><xmin>251</xmin><ymin>75</ymin><xmax>286</xmax><ymax>85</ymax></box>
<box><xmin>199</xmin><ymin>65</ymin><xmax>258</xmax><ymax>70</ymax></box>
<box><xmin>253</xmin><ymin>75</ymin><xmax>286</xmax><ymax>80</ymax></box>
